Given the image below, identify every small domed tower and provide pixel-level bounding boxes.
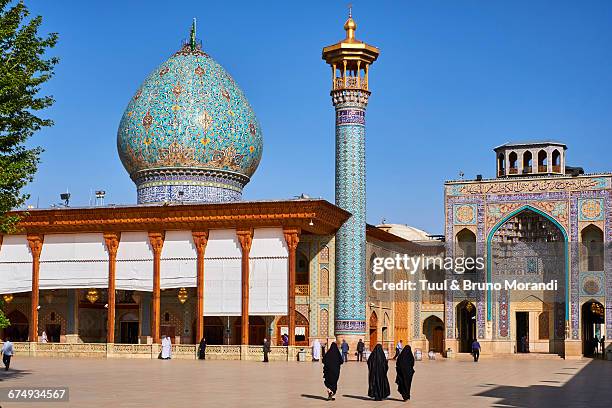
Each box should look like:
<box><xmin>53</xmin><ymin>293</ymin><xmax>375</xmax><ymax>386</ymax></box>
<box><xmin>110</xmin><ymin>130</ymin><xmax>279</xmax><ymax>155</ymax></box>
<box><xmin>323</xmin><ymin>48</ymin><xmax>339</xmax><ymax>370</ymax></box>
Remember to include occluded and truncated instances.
<box><xmin>322</xmin><ymin>9</ymin><xmax>379</xmax><ymax>339</ymax></box>
<box><xmin>117</xmin><ymin>20</ymin><xmax>263</xmax><ymax>204</ymax></box>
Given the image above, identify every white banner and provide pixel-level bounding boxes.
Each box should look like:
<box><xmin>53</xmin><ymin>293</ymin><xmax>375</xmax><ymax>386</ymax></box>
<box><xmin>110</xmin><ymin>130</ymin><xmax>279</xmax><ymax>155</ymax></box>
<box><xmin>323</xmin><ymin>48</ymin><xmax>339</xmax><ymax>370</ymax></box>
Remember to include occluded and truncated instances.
<box><xmin>39</xmin><ymin>233</ymin><xmax>108</xmax><ymax>289</ymax></box>
<box><xmin>0</xmin><ymin>235</ymin><xmax>32</xmax><ymax>294</ymax></box>
<box><xmin>160</xmin><ymin>230</ymin><xmax>196</xmax><ymax>289</ymax></box>
<box><xmin>116</xmin><ymin>232</ymin><xmax>153</xmax><ymax>291</ymax></box>
<box><xmin>248</xmin><ymin>228</ymin><xmax>288</xmax><ymax>315</ymax></box>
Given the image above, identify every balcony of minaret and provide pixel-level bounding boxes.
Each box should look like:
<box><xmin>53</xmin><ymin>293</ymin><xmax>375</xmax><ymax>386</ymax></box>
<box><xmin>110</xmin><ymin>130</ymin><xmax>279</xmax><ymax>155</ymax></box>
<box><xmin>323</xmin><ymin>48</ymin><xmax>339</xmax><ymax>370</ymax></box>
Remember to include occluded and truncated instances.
<box><xmin>331</xmin><ymin>62</ymin><xmax>369</xmax><ymax>91</ymax></box>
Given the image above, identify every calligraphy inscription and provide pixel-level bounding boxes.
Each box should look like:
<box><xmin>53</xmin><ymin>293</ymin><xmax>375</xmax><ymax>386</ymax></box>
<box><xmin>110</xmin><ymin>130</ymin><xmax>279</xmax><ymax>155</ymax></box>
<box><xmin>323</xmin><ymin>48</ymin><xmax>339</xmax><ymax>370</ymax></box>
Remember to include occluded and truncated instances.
<box><xmin>447</xmin><ymin>177</ymin><xmax>610</xmax><ymax>196</ymax></box>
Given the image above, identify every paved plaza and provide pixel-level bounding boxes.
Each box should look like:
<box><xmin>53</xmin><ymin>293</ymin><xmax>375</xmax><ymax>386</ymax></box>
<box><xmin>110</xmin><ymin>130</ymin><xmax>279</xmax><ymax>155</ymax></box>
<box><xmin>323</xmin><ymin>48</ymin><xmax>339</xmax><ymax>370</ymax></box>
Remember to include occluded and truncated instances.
<box><xmin>0</xmin><ymin>357</ymin><xmax>610</xmax><ymax>407</ymax></box>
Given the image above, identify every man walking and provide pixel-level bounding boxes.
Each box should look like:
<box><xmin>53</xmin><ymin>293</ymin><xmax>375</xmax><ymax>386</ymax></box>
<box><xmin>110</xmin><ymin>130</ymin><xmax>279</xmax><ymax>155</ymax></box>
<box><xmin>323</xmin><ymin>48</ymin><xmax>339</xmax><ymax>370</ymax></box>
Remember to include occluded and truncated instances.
<box><xmin>2</xmin><ymin>337</ymin><xmax>14</xmax><ymax>371</ymax></box>
<box><xmin>471</xmin><ymin>338</ymin><xmax>481</xmax><ymax>362</ymax></box>
<box><xmin>341</xmin><ymin>339</ymin><xmax>349</xmax><ymax>362</ymax></box>
<box><xmin>357</xmin><ymin>339</ymin><xmax>365</xmax><ymax>362</ymax></box>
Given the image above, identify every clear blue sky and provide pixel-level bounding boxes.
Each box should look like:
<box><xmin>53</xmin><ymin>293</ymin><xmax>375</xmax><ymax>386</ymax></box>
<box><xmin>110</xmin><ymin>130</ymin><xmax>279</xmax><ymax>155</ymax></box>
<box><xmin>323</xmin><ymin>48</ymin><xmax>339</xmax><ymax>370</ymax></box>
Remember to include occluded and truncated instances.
<box><xmin>24</xmin><ymin>0</ymin><xmax>612</xmax><ymax>234</ymax></box>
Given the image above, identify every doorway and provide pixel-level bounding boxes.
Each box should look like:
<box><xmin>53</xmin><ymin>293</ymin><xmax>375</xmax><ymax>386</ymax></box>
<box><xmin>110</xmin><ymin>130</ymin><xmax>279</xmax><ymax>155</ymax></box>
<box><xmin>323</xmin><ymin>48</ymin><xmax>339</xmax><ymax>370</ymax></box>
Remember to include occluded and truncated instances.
<box><xmin>4</xmin><ymin>310</ymin><xmax>29</xmax><ymax>341</ymax></box>
<box><xmin>369</xmin><ymin>311</ymin><xmax>378</xmax><ymax>348</ymax></box>
<box><xmin>120</xmin><ymin>322</ymin><xmax>139</xmax><ymax>344</ymax></box>
<box><xmin>516</xmin><ymin>312</ymin><xmax>529</xmax><ymax>353</ymax></box>
<box><xmin>582</xmin><ymin>301</ymin><xmax>605</xmax><ymax>357</ymax></box>
<box><xmin>203</xmin><ymin>316</ymin><xmax>224</xmax><ymax>345</ymax></box>
<box><xmin>457</xmin><ymin>301</ymin><xmax>476</xmax><ymax>352</ymax></box>
<box><xmin>119</xmin><ymin>312</ymin><xmax>139</xmax><ymax>344</ymax></box>
<box><xmin>423</xmin><ymin>315</ymin><xmax>444</xmax><ymax>353</ymax></box>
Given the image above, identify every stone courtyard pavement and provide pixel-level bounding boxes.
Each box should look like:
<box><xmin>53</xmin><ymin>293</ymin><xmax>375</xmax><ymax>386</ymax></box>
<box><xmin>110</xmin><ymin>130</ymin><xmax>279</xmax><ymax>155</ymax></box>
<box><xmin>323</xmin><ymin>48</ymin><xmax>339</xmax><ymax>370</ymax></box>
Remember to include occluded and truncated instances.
<box><xmin>0</xmin><ymin>357</ymin><xmax>610</xmax><ymax>408</ymax></box>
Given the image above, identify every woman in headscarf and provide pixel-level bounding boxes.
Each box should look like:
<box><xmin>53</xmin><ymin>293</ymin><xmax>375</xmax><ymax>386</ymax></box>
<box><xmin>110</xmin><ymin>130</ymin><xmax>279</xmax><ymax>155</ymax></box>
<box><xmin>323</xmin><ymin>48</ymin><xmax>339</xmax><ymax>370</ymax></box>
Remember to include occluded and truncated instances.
<box><xmin>395</xmin><ymin>344</ymin><xmax>415</xmax><ymax>401</ymax></box>
<box><xmin>312</xmin><ymin>339</ymin><xmax>322</xmax><ymax>362</ymax></box>
<box><xmin>367</xmin><ymin>344</ymin><xmax>390</xmax><ymax>401</ymax></box>
<box><xmin>198</xmin><ymin>337</ymin><xmax>206</xmax><ymax>360</ymax></box>
<box><xmin>323</xmin><ymin>342</ymin><xmax>343</xmax><ymax>400</ymax></box>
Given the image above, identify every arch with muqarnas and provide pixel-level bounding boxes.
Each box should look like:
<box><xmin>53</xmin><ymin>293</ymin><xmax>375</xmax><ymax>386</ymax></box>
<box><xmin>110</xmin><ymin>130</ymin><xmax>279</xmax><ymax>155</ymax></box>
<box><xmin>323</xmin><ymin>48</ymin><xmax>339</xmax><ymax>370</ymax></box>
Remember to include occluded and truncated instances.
<box><xmin>485</xmin><ymin>204</ymin><xmax>569</xmax><ymax>322</ymax></box>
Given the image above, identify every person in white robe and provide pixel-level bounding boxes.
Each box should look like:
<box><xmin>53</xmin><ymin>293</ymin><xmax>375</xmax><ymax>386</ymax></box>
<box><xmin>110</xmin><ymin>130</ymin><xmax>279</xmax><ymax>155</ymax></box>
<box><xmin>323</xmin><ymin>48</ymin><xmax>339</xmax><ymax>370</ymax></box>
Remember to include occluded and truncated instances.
<box><xmin>161</xmin><ymin>335</ymin><xmax>172</xmax><ymax>359</ymax></box>
<box><xmin>312</xmin><ymin>339</ymin><xmax>322</xmax><ymax>362</ymax></box>
<box><xmin>41</xmin><ymin>331</ymin><xmax>48</xmax><ymax>343</ymax></box>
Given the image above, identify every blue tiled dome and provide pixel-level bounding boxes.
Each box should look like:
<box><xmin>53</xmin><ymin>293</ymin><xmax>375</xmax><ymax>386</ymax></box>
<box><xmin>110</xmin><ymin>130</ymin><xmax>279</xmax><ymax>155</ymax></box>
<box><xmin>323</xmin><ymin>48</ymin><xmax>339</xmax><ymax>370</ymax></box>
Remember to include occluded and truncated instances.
<box><xmin>117</xmin><ymin>41</ymin><xmax>263</xmax><ymax>204</ymax></box>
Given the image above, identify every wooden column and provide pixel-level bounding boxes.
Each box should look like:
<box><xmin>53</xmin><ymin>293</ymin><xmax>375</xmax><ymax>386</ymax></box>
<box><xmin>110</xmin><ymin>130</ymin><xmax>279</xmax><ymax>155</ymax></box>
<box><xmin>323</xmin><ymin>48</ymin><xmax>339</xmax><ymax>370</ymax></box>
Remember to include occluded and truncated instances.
<box><xmin>27</xmin><ymin>234</ymin><xmax>44</xmax><ymax>342</ymax></box>
<box><xmin>236</xmin><ymin>229</ymin><xmax>253</xmax><ymax>345</ymax></box>
<box><xmin>148</xmin><ymin>232</ymin><xmax>165</xmax><ymax>344</ymax></box>
<box><xmin>192</xmin><ymin>231</ymin><xmax>209</xmax><ymax>342</ymax></box>
<box><xmin>283</xmin><ymin>228</ymin><xmax>301</xmax><ymax>346</ymax></box>
<box><xmin>104</xmin><ymin>232</ymin><xmax>120</xmax><ymax>343</ymax></box>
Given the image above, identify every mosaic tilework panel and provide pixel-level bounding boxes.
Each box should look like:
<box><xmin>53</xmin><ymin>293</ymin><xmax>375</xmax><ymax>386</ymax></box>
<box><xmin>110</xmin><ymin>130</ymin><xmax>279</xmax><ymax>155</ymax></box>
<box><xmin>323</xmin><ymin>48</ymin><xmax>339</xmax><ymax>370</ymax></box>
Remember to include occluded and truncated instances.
<box><xmin>570</xmin><ymin>190</ymin><xmax>611</xmax><ymax>339</ymax></box>
<box><xmin>117</xmin><ymin>43</ymin><xmax>263</xmax><ymax>201</ymax></box>
<box><xmin>445</xmin><ymin>196</ymin><xmax>486</xmax><ymax>338</ymax></box>
<box><xmin>334</xmin><ymin>103</ymin><xmax>367</xmax><ymax>335</ymax></box>
<box><xmin>453</xmin><ymin>203</ymin><xmax>477</xmax><ymax>225</ymax></box>
<box><xmin>578</xmin><ymin>198</ymin><xmax>605</xmax><ymax>221</ymax></box>
<box><xmin>580</xmin><ymin>272</ymin><xmax>605</xmax><ymax>297</ymax></box>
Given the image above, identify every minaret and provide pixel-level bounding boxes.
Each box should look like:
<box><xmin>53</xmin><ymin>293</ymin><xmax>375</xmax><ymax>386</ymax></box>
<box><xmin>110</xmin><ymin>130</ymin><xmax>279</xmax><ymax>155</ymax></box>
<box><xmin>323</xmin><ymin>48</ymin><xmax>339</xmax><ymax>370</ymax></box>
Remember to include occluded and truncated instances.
<box><xmin>322</xmin><ymin>10</ymin><xmax>379</xmax><ymax>341</ymax></box>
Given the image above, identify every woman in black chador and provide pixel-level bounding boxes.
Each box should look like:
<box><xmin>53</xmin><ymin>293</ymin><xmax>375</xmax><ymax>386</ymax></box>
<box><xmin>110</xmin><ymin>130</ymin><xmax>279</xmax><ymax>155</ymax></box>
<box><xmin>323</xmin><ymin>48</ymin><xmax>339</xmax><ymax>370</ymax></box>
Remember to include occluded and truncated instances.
<box><xmin>395</xmin><ymin>344</ymin><xmax>415</xmax><ymax>401</ymax></box>
<box><xmin>197</xmin><ymin>337</ymin><xmax>206</xmax><ymax>360</ymax></box>
<box><xmin>367</xmin><ymin>344</ymin><xmax>390</xmax><ymax>401</ymax></box>
<box><xmin>323</xmin><ymin>342</ymin><xmax>344</xmax><ymax>401</ymax></box>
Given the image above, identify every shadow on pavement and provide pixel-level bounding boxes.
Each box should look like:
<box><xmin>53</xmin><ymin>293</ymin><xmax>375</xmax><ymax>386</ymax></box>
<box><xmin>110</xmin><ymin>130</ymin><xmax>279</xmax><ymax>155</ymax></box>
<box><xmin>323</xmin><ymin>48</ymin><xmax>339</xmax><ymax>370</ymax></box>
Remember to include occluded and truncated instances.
<box><xmin>0</xmin><ymin>368</ymin><xmax>32</xmax><ymax>382</ymax></box>
<box><xmin>474</xmin><ymin>359</ymin><xmax>611</xmax><ymax>408</ymax></box>
<box><xmin>300</xmin><ymin>394</ymin><xmax>330</xmax><ymax>401</ymax></box>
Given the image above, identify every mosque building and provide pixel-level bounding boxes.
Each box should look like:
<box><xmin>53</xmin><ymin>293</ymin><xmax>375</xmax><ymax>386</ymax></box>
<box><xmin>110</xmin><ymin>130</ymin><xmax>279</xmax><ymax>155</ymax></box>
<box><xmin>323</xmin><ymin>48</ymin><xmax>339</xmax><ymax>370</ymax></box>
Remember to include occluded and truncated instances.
<box><xmin>0</xmin><ymin>15</ymin><xmax>437</xmax><ymax>359</ymax></box>
<box><xmin>0</xmin><ymin>14</ymin><xmax>609</xmax><ymax>361</ymax></box>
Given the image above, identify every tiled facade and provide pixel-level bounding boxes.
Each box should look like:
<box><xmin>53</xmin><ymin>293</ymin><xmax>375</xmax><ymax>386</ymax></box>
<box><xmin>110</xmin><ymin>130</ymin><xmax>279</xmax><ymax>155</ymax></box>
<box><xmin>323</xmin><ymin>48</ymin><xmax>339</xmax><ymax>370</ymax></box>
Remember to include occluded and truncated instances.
<box><xmin>444</xmin><ymin>172</ymin><xmax>612</xmax><ymax>355</ymax></box>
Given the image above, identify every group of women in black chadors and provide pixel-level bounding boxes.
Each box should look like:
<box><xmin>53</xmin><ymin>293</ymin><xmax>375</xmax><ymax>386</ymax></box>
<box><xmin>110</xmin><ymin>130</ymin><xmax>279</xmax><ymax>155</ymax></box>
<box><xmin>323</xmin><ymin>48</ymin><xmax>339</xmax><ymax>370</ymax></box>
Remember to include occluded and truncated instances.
<box><xmin>323</xmin><ymin>343</ymin><xmax>415</xmax><ymax>402</ymax></box>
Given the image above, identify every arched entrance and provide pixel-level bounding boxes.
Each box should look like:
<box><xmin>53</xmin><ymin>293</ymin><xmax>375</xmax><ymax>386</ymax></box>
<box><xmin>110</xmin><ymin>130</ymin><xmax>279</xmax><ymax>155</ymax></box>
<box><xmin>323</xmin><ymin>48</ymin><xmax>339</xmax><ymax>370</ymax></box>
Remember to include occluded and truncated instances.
<box><xmin>582</xmin><ymin>300</ymin><xmax>604</xmax><ymax>357</ymax></box>
<box><xmin>119</xmin><ymin>312</ymin><xmax>139</xmax><ymax>344</ymax></box>
<box><xmin>276</xmin><ymin>311</ymin><xmax>309</xmax><ymax>346</ymax></box>
<box><xmin>487</xmin><ymin>206</ymin><xmax>568</xmax><ymax>355</ymax></box>
<box><xmin>4</xmin><ymin>310</ymin><xmax>29</xmax><ymax>341</ymax></box>
<box><xmin>369</xmin><ymin>311</ymin><xmax>378</xmax><ymax>347</ymax></box>
<box><xmin>234</xmin><ymin>316</ymin><xmax>266</xmax><ymax>345</ymax></box>
<box><xmin>423</xmin><ymin>315</ymin><xmax>444</xmax><ymax>353</ymax></box>
<box><xmin>457</xmin><ymin>301</ymin><xmax>476</xmax><ymax>352</ymax></box>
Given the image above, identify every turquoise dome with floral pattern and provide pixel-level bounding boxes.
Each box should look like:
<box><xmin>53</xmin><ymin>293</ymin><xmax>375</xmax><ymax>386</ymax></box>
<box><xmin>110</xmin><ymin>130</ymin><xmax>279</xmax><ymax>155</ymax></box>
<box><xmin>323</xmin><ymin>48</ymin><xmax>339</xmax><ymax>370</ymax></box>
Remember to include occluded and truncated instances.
<box><xmin>117</xmin><ymin>38</ymin><xmax>263</xmax><ymax>203</ymax></box>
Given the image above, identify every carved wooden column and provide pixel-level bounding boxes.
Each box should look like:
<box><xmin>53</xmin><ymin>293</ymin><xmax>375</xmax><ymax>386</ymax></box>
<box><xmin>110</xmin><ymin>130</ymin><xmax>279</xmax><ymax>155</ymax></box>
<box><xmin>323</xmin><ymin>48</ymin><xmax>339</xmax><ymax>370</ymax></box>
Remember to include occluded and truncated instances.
<box><xmin>148</xmin><ymin>232</ymin><xmax>165</xmax><ymax>344</ymax></box>
<box><xmin>192</xmin><ymin>231</ymin><xmax>209</xmax><ymax>342</ymax></box>
<box><xmin>236</xmin><ymin>229</ymin><xmax>253</xmax><ymax>345</ymax></box>
<box><xmin>27</xmin><ymin>234</ymin><xmax>44</xmax><ymax>342</ymax></box>
<box><xmin>104</xmin><ymin>232</ymin><xmax>120</xmax><ymax>343</ymax></box>
<box><xmin>283</xmin><ymin>228</ymin><xmax>301</xmax><ymax>346</ymax></box>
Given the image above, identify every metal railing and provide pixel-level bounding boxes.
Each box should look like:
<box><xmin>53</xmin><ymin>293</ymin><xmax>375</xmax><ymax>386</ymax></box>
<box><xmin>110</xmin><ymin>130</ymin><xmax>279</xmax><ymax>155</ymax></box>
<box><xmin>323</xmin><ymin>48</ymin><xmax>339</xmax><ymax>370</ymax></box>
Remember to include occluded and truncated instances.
<box><xmin>334</xmin><ymin>76</ymin><xmax>368</xmax><ymax>90</ymax></box>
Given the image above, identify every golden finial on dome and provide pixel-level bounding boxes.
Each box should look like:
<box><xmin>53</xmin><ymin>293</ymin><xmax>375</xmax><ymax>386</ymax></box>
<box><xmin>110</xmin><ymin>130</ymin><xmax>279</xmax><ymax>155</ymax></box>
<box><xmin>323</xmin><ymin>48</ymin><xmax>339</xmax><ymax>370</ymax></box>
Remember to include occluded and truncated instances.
<box><xmin>344</xmin><ymin>3</ymin><xmax>356</xmax><ymax>41</ymax></box>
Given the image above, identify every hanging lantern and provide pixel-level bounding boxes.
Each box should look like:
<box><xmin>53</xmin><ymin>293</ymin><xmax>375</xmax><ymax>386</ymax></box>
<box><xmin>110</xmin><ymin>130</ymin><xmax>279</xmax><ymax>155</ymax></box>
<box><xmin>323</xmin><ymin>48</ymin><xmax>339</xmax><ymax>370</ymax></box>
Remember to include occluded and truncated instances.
<box><xmin>131</xmin><ymin>292</ymin><xmax>141</xmax><ymax>304</ymax></box>
<box><xmin>591</xmin><ymin>302</ymin><xmax>604</xmax><ymax>317</ymax></box>
<box><xmin>2</xmin><ymin>294</ymin><xmax>13</xmax><ymax>304</ymax></box>
<box><xmin>465</xmin><ymin>302</ymin><xmax>474</xmax><ymax>313</ymax></box>
<box><xmin>86</xmin><ymin>288</ymin><xmax>99</xmax><ymax>304</ymax></box>
<box><xmin>177</xmin><ymin>287</ymin><xmax>188</xmax><ymax>304</ymax></box>
<box><xmin>44</xmin><ymin>291</ymin><xmax>54</xmax><ymax>304</ymax></box>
